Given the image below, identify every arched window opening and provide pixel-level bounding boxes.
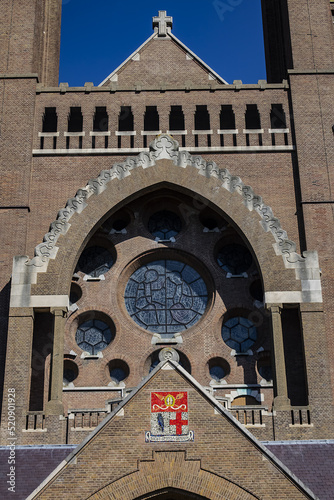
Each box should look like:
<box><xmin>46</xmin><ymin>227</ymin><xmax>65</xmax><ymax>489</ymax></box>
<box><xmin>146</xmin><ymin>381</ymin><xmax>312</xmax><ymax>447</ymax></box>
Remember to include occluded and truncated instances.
<box><xmin>169</xmin><ymin>105</ymin><xmax>185</xmax><ymax>131</ymax></box>
<box><xmin>270</xmin><ymin>103</ymin><xmax>286</xmax><ymax>129</ymax></box>
<box><xmin>245</xmin><ymin>104</ymin><xmax>261</xmax><ymax>130</ymax></box>
<box><xmin>219</xmin><ymin>105</ymin><xmax>237</xmax><ymax>147</ymax></box>
<box><xmin>92</xmin><ymin>106</ymin><xmax>109</xmax><ymax>148</ymax></box>
<box><xmin>143</xmin><ymin>106</ymin><xmax>160</xmax><ymax>147</ymax></box>
<box><xmin>144</xmin><ymin>106</ymin><xmax>160</xmax><ymax>131</ymax></box>
<box><xmin>93</xmin><ymin>106</ymin><xmax>108</xmax><ymax>132</ymax></box>
<box><xmin>220</xmin><ymin>105</ymin><xmax>235</xmax><ymax>130</ymax></box>
<box><xmin>194</xmin><ymin>105</ymin><xmax>211</xmax><ymax>147</ymax></box>
<box><xmin>118</xmin><ymin>106</ymin><xmax>134</xmax><ymax>148</ymax></box>
<box><xmin>194</xmin><ymin>105</ymin><xmax>210</xmax><ymax>130</ymax></box>
<box><xmin>42</xmin><ymin>107</ymin><xmax>58</xmax><ymax>132</ymax></box>
<box><xmin>118</xmin><ymin>106</ymin><xmax>134</xmax><ymax>131</ymax></box>
<box><xmin>68</xmin><ymin>106</ymin><xmax>83</xmax><ymax>132</ymax></box>
<box><xmin>41</xmin><ymin>107</ymin><xmax>58</xmax><ymax>149</ymax></box>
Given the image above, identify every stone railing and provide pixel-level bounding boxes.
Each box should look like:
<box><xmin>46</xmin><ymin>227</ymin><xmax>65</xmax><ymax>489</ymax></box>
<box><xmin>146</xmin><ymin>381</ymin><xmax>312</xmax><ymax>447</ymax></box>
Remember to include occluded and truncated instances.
<box><xmin>229</xmin><ymin>407</ymin><xmax>268</xmax><ymax>427</ymax></box>
<box><xmin>25</xmin><ymin>412</ymin><xmax>46</xmax><ymax>431</ymax></box>
<box><xmin>290</xmin><ymin>407</ymin><xmax>312</xmax><ymax>426</ymax></box>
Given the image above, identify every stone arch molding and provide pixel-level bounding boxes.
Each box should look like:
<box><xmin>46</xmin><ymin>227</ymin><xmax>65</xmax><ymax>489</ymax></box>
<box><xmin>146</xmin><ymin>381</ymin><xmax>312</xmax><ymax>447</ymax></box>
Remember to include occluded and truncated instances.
<box><xmin>11</xmin><ymin>134</ymin><xmax>322</xmax><ymax>308</ymax></box>
<box><xmin>87</xmin><ymin>451</ymin><xmax>259</xmax><ymax>500</ymax></box>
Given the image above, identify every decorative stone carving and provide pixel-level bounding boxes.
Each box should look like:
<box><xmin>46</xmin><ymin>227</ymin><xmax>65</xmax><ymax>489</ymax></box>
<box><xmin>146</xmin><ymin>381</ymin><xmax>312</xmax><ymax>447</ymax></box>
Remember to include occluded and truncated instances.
<box><xmin>26</xmin><ymin>134</ymin><xmax>309</xmax><ymax>272</ymax></box>
<box><xmin>159</xmin><ymin>348</ymin><xmax>180</xmax><ymax>363</ymax></box>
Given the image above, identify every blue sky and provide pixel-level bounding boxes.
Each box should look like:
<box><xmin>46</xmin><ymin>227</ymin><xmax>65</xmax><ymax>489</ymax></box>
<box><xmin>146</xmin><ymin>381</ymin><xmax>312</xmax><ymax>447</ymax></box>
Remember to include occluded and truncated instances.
<box><xmin>59</xmin><ymin>0</ymin><xmax>266</xmax><ymax>86</ymax></box>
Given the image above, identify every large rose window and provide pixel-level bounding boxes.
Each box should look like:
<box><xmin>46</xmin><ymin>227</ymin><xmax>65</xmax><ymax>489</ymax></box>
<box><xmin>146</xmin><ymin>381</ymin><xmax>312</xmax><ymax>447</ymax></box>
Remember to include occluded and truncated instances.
<box><xmin>124</xmin><ymin>260</ymin><xmax>208</xmax><ymax>335</ymax></box>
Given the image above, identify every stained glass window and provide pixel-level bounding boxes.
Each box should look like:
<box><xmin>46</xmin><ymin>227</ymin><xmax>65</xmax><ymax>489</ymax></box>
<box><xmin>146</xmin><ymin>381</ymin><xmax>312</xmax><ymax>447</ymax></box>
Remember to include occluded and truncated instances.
<box><xmin>124</xmin><ymin>260</ymin><xmax>208</xmax><ymax>335</ymax></box>
<box><xmin>217</xmin><ymin>244</ymin><xmax>252</xmax><ymax>275</ymax></box>
<box><xmin>77</xmin><ymin>246</ymin><xmax>114</xmax><ymax>277</ymax></box>
<box><xmin>222</xmin><ymin>317</ymin><xmax>257</xmax><ymax>353</ymax></box>
<box><xmin>76</xmin><ymin>319</ymin><xmax>113</xmax><ymax>354</ymax></box>
<box><xmin>148</xmin><ymin>211</ymin><xmax>181</xmax><ymax>240</ymax></box>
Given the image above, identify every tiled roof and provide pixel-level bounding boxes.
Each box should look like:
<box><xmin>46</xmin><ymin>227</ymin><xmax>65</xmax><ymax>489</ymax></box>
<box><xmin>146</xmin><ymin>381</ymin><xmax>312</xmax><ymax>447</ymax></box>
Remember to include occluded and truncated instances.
<box><xmin>1</xmin><ymin>440</ymin><xmax>333</xmax><ymax>499</ymax></box>
<box><xmin>265</xmin><ymin>440</ymin><xmax>334</xmax><ymax>500</ymax></box>
<box><xmin>0</xmin><ymin>445</ymin><xmax>76</xmax><ymax>500</ymax></box>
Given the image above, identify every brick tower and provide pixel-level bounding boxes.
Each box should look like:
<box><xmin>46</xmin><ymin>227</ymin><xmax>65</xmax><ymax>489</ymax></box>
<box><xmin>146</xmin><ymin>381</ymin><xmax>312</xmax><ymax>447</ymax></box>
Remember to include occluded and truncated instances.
<box><xmin>0</xmin><ymin>2</ymin><xmax>334</xmax><ymax>498</ymax></box>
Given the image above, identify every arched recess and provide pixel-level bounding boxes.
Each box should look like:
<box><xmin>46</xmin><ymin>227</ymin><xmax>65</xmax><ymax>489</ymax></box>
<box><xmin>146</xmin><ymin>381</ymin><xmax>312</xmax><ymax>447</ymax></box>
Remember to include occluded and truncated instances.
<box><xmin>18</xmin><ymin>135</ymin><xmax>319</xmax><ymax>304</ymax></box>
<box><xmin>87</xmin><ymin>452</ymin><xmax>259</xmax><ymax>500</ymax></box>
<box><xmin>135</xmin><ymin>488</ymin><xmax>209</xmax><ymax>500</ymax></box>
<box><xmin>8</xmin><ymin>135</ymin><xmax>321</xmax><ymax>418</ymax></box>
<box><xmin>34</xmin><ymin>178</ymin><xmax>290</xmax><ymax>297</ymax></box>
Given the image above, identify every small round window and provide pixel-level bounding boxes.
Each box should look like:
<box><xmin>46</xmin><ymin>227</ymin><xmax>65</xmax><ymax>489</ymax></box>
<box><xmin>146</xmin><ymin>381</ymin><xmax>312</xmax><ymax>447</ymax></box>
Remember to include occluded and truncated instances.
<box><xmin>148</xmin><ymin>211</ymin><xmax>181</xmax><ymax>240</ymax></box>
<box><xmin>208</xmin><ymin>357</ymin><xmax>230</xmax><ymax>382</ymax></box>
<box><xmin>108</xmin><ymin>360</ymin><xmax>129</xmax><ymax>383</ymax></box>
<box><xmin>77</xmin><ymin>246</ymin><xmax>114</xmax><ymax>277</ymax></box>
<box><xmin>222</xmin><ymin>317</ymin><xmax>257</xmax><ymax>353</ymax></box>
<box><xmin>125</xmin><ymin>260</ymin><xmax>208</xmax><ymax>335</ymax></box>
<box><xmin>76</xmin><ymin>319</ymin><xmax>113</xmax><ymax>354</ymax></box>
<box><xmin>217</xmin><ymin>244</ymin><xmax>252</xmax><ymax>275</ymax></box>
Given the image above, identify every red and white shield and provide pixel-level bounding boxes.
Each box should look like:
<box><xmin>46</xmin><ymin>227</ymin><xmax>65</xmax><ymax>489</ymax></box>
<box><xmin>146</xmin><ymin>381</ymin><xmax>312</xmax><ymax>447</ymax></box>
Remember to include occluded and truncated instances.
<box><xmin>147</xmin><ymin>392</ymin><xmax>194</xmax><ymax>442</ymax></box>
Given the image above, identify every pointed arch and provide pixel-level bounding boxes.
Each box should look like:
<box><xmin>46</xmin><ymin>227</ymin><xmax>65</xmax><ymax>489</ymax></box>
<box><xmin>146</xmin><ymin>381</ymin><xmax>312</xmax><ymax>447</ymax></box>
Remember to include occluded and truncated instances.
<box><xmin>87</xmin><ymin>452</ymin><xmax>259</xmax><ymax>500</ymax></box>
<box><xmin>11</xmin><ymin>135</ymin><xmax>321</xmax><ymax>308</ymax></box>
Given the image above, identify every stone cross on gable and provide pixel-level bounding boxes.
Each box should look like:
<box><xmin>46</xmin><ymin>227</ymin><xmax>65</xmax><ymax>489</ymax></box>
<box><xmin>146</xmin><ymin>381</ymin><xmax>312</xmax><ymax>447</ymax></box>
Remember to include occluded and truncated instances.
<box><xmin>152</xmin><ymin>11</ymin><xmax>173</xmax><ymax>37</ymax></box>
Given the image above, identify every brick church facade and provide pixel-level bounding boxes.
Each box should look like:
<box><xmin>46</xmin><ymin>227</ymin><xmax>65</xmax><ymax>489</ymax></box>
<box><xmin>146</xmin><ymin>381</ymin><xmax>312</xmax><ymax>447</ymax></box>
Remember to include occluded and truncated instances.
<box><xmin>0</xmin><ymin>1</ymin><xmax>334</xmax><ymax>498</ymax></box>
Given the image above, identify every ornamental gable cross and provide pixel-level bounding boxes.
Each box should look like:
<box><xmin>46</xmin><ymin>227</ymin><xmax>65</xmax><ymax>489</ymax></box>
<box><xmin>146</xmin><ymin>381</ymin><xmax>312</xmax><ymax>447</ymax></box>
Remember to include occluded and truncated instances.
<box><xmin>153</xmin><ymin>11</ymin><xmax>173</xmax><ymax>37</ymax></box>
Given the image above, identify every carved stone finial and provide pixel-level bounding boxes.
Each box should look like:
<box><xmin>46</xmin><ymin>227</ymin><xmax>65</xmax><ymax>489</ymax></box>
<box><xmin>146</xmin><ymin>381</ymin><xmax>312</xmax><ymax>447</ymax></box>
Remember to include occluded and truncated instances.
<box><xmin>159</xmin><ymin>347</ymin><xmax>179</xmax><ymax>363</ymax></box>
<box><xmin>152</xmin><ymin>11</ymin><xmax>173</xmax><ymax>37</ymax></box>
<box><xmin>150</xmin><ymin>134</ymin><xmax>179</xmax><ymax>161</ymax></box>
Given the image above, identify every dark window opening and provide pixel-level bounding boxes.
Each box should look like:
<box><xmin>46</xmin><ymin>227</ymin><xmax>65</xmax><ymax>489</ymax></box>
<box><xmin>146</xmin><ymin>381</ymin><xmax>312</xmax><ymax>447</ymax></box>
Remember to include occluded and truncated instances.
<box><xmin>42</xmin><ymin>107</ymin><xmax>58</xmax><ymax>132</ymax></box>
<box><xmin>93</xmin><ymin>106</ymin><xmax>108</xmax><ymax>132</ymax></box>
<box><xmin>195</xmin><ymin>105</ymin><xmax>210</xmax><ymax>130</ymax></box>
<box><xmin>68</xmin><ymin>107</ymin><xmax>83</xmax><ymax>132</ymax></box>
<box><xmin>270</xmin><ymin>103</ymin><xmax>286</xmax><ymax>129</ymax></box>
<box><xmin>144</xmin><ymin>106</ymin><xmax>159</xmax><ymax>131</ymax></box>
<box><xmin>245</xmin><ymin>104</ymin><xmax>261</xmax><ymax>129</ymax></box>
<box><xmin>169</xmin><ymin>105</ymin><xmax>185</xmax><ymax>131</ymax></box>
<box><xmin>29</xmin><ymin>312</ymin><xmax>53</xmax><ymax>411</ymax></box>
<box><xmin>281</xmin><ymin>307</ymin><xmax>308</xmax><ymax>406</ymax></box>
<box><xmin>118</xmin><ymin>106</ymin><xmax>133</xmax><ymax>131</ymax></box>
<box><xmin>220</xmin><ymin>105</ymin><xmax>235</xmax><ymax>130</ymax></box>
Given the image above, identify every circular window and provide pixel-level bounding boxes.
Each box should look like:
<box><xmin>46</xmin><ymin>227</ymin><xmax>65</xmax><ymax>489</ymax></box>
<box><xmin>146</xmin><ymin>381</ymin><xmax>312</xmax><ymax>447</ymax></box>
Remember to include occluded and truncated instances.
<box><xmin>257</xmin><ymin>357</ymin><xmax>273</xmax><ymax>382</ymax></box>
<box><xmin>108</xmin><ymin>360</ymin><xmax>129</xmax><ymax>383</ymax></box>
<box><xmin>77</xmin><ymin>246</ymin><xmax>114</xmax><ymax>277</ymax></box>
<box><xmin>148</xmin><ymin>211</ymin><xmax>182</xmax><ymax>240</ymax></box>
<box><xmin>208</xmin><ymin>357</ymin><xmax>230</xmax><ymax>381</ymax></box>
<box><xmin>76</xmin><ymin>319</ymin><xmax>114</xmax><ymax>354</ymax></box>
<box><xmin>125</xmin><ymin>260</ymin><xmax>208</xmax><ymax>335</ymax></box>
<box><xmin>63</xmin><ymin>360</ymin><xmax>78</xmax><ymax>385</ymax></box>
<box><xmin>217</xmin><ymin>244</ymin><xmax>252</xmax><ymax>275</ymax></box>
<box><xmin>222</xmin><ymin>317</ymin><xmax>257</xmax><ymax>353</ymax></box>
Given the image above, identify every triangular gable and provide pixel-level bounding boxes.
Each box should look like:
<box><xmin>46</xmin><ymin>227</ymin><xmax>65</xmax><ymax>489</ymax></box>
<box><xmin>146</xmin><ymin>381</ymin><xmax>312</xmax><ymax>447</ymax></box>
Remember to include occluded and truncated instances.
<box><xmin>28</xmin><ymin>361</ymin><xmax>317</xmax><ymax>499</ymax></box>
<box><xmin>99</xmin><ymin>32</ymin><xmax>227</xmax><ymax>88</ymax></box>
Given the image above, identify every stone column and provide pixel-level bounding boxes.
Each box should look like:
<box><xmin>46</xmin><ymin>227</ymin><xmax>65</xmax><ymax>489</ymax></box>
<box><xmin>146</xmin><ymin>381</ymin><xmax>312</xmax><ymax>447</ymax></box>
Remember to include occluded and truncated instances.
<box><xmin>269</xmin><ymin>304</ymin><xmax>291</xmax><ymax>410</ymax></box>
<box><xmin>45</xmin><ymin>307</ymin><xmax>67</xmax><ymax>416</ymax></box>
